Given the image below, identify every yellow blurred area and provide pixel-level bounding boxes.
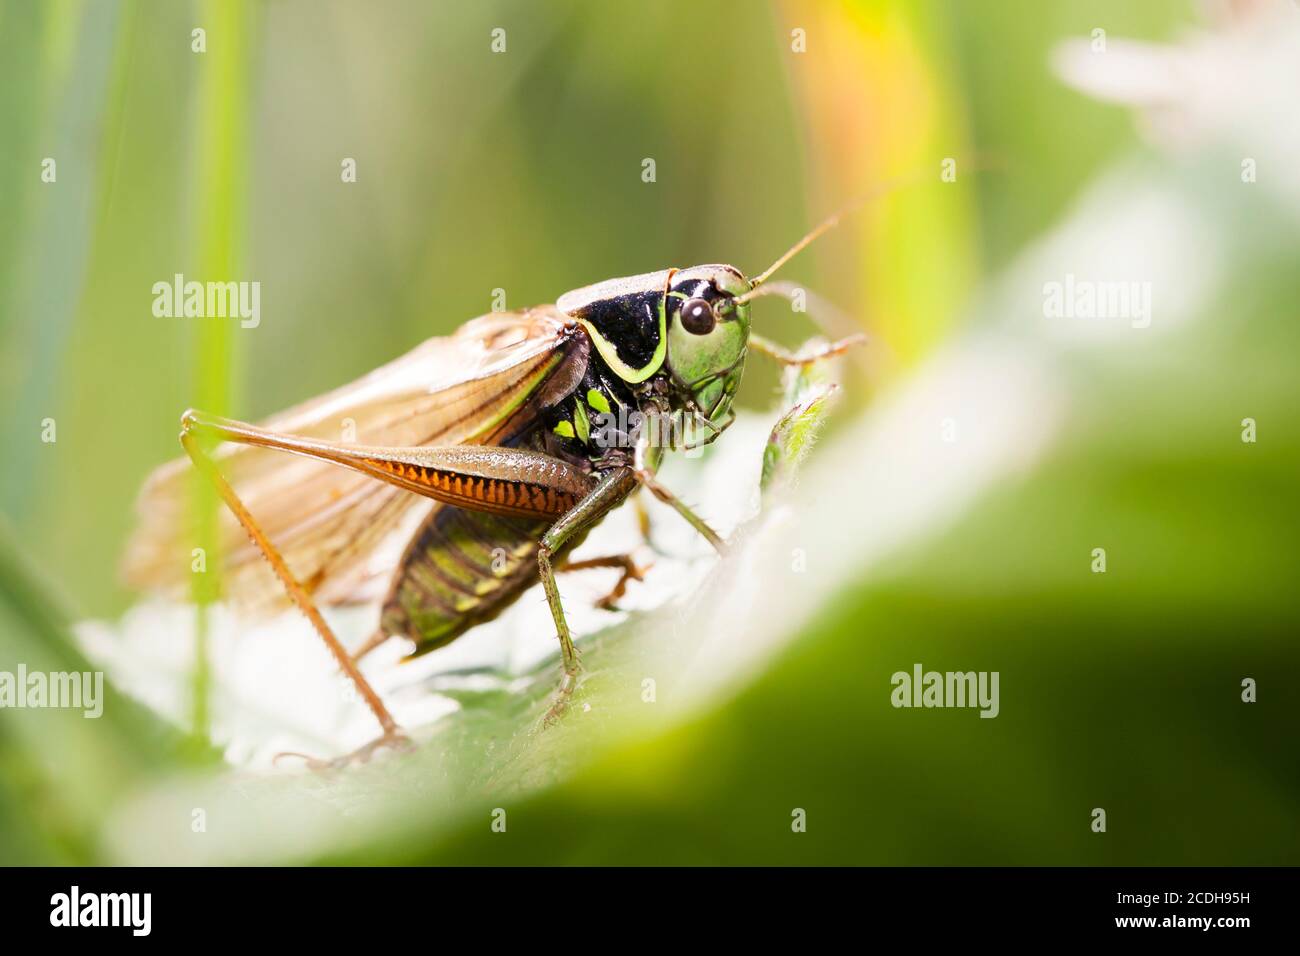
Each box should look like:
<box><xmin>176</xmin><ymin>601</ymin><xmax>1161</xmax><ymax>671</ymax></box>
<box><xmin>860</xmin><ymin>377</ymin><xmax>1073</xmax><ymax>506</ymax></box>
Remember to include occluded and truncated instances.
<box><xmin>782</xmin><ymin>0</ymin><xmax>977</xmax><ymax>368</ymax></box>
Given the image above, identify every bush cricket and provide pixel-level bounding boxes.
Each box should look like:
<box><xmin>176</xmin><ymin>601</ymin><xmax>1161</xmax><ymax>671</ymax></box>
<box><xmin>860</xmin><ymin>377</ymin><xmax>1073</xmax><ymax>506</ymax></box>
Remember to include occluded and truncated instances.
<box><xmin>123</xmin><ymin>198</ymin><xmax>886</xmax><ymax>766</ymax></box>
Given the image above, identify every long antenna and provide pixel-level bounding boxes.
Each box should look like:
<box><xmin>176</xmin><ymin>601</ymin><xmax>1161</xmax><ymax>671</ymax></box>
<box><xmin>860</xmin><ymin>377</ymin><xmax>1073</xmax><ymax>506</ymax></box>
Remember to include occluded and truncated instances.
<box><xmin>733</xmin><ymin>165</ymin><xmax>955</xmax><ymax>306</ymax></box>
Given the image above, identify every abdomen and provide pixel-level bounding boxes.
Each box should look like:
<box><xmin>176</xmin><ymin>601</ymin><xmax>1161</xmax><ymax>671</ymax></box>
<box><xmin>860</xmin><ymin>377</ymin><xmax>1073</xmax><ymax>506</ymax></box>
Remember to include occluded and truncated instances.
<box><xmin>381</xmin><ymin>504</ymin><xmax>551</xmax><ymax>655</ymax></box>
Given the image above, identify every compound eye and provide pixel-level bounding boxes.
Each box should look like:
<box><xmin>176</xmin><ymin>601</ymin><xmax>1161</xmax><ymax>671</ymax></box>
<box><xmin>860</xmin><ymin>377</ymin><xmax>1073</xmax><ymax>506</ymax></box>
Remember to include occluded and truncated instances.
<box><xmin>680</xmin><ymin>297</ymin><xmax>716</xmax><ymax>335</ymax></box>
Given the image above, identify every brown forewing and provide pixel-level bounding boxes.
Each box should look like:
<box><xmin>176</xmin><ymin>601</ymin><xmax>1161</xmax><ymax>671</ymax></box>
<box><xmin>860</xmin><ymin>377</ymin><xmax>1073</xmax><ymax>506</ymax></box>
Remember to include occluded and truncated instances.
<box><xmin>122</xmin><ymin>307</ymin><xmax>588</xmax><ymax>613</ymax></box>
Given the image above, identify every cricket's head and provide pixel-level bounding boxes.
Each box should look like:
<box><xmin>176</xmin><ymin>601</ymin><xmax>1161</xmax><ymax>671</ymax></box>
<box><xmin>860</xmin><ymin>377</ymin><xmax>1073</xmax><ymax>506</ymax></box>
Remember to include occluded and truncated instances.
<box><xmin>561</xmin><ymin>174</ymin><xmax>929</xmax><ymax>423</ymax></box>
<box><xmin>556</xmin><ymin>264</ymin><xmax>752</xmax><ymax>424</ymax></box>
<box><xmin>663</xmin><ymin>264</ymin><xmax>752</xmax><ymax>421</ymax></box>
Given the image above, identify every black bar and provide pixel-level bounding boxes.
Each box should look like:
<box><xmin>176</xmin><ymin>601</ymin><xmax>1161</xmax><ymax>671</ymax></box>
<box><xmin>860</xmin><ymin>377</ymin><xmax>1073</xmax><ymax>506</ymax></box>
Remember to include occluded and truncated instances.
<box><xmin>2</xmin><ymin>867</ymin><xmax>1291</xmax><ymax>941</ymax></box>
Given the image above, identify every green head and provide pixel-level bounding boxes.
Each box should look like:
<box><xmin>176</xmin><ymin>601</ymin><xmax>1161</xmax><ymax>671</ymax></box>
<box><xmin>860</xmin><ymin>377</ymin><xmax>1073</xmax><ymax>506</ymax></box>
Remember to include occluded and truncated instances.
<box><xmin>557</xmin><ymin>263</ymin><xmax>752</xmax><ymax>426</ymax></box>
<box><xmin>662</xmin><ymin>264</ymin><xmax>752</xmax><ymax>421</ymax></box>
<box><xmin>558</xmin><ymin>186</ymin><xmax>893</xmax><ymax>434</ymax></box>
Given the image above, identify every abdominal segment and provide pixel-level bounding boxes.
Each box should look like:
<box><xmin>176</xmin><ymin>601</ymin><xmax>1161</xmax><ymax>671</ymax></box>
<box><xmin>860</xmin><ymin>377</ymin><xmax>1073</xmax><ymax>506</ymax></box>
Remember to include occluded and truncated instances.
<box><xmin>381</xmin><ymin>503</ymin><xmax>551</xmax><ymax>653</ymax></box>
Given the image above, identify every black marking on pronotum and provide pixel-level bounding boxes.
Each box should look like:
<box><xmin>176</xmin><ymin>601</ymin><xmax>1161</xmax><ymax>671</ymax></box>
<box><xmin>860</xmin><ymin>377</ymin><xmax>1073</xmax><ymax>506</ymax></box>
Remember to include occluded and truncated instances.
<box><xmin>569</xmin><ymin>291</ymin><xmax>661</xmax><ymax>369</ymax></box>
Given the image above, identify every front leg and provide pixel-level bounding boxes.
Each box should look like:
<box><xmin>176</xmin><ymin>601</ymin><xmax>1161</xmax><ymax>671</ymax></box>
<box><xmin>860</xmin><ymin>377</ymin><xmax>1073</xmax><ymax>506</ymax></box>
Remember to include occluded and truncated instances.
<box><xmin>537</xmin><ymin>467</ymin><xmax>639</xmax><ymax>723</ymax></box>
<box><xmin>749</xmin><ymin>331</ymin><xmax>867</xmax><ymax>367</ymax></box>
<box><xmin>635</xmin><ymin>468</ymin><xmax>727</xmax><ymax>556</ymax></box>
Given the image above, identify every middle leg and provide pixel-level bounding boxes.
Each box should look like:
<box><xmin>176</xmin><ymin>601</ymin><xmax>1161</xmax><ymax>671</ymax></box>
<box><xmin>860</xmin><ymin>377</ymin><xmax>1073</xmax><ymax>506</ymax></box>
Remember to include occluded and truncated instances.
<box><xmin>536</xmin><ymin>467</ymin><xmax>639</xmax><ymax>723</ymax></box>
<box><xmin>557</xmin><ymin>553</ymin><xmax>650</xmax><ymax>610</ymax></box>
